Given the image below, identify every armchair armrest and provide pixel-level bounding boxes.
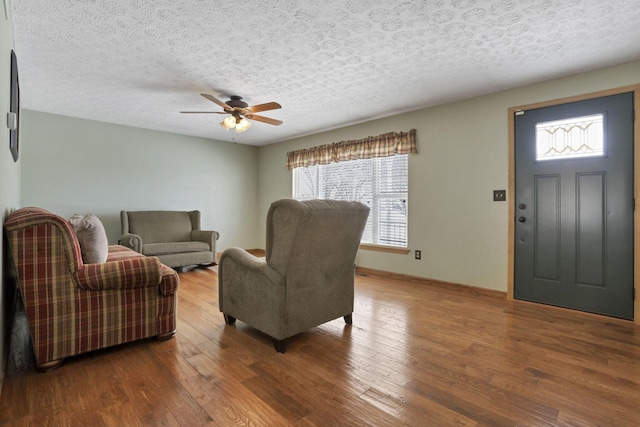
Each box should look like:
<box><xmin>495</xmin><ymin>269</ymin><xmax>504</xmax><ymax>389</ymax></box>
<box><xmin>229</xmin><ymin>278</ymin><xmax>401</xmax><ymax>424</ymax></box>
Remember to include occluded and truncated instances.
<box><xmin>121</xmin><ymin>232</ymin><xmax>142</xmax><ymax>253</ymax></box>
<box><xmin>218</xmin><ymin>248</ymin><xmax>288</xmax><ymax>339</ymax></box>
<box><xmin>218</xmin><ymin>248</ymin><xmax>284</xmax><ymax>310</ymax></box>
<box><xmin>72</xmin><ymin>256</ymin><xmax>163</xmax><ymax>292</ymax></box>
<box><xmin>220</xmin><ymin>247</ymin><xmax>282</xmax><ymax>281</ymax></box>
<box><xmin>191</xmin><ymin>229</ymin><xmax>219</xmax><ymax>249</ymax></box>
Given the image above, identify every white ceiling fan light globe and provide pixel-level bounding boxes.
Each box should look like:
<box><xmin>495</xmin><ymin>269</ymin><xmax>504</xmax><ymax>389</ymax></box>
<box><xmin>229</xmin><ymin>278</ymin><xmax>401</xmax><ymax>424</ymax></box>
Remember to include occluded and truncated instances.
<box><xmin>223</xmin><ymin>116</ymin><xmax>237</xmax><ymax>129</ymax></box>
<box><xmin>235</xmin><ymin>118</ymin><xmax>252</xmax><ymax>133</ymax></box>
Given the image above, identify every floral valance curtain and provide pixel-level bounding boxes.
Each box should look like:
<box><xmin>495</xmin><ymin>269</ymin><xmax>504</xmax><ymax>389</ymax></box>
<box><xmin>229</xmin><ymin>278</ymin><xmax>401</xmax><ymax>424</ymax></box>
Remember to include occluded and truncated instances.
<box><xmin>286</xmin><ymin>129</ymin><xmax>417</xmax><ymax>169</ymax></box>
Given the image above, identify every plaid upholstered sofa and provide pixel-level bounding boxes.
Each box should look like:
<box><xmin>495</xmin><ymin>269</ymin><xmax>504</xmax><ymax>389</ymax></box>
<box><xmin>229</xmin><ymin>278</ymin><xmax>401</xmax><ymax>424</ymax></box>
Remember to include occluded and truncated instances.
<box><xmin>4</xmin><ymin>207</ymin><xmax>179</xmax><ymax>371</ymax></box>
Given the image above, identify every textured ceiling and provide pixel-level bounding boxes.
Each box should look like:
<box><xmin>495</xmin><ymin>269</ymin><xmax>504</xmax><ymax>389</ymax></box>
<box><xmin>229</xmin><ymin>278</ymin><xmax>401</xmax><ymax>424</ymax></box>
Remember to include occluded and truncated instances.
<box><xmin>10</xmin><ymin>0</ymin><xmax>640</xmax><ymax>146</ymax></box>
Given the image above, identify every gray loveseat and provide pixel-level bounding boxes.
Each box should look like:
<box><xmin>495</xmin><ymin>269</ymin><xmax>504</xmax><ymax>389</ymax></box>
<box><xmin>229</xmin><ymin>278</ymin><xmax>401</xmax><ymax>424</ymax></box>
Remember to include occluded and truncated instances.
<box><xmin>121</xmin><ymin>210</ymin><xmax>219</xmax><ymax>268</ymax></box>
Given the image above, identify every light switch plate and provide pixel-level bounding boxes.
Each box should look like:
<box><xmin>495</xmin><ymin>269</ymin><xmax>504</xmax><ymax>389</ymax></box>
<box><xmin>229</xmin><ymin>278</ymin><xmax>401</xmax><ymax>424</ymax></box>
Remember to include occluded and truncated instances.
<box><xmin>493</xmin><ymin>190</ymin><xmax>506</xmax><ymax>201</ymax></box>
<box><xmin>7</xmin><ymin>112</ymin><xmax>16</xmax><ymax>130</ymax></box>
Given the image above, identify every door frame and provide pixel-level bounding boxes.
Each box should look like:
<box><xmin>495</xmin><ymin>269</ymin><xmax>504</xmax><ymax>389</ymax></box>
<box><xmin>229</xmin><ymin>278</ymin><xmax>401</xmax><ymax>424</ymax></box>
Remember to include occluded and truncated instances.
<box><xmin>507</xmin><ymin>84</ymin><xmax>640</xmax><ymax>324</ymax></box>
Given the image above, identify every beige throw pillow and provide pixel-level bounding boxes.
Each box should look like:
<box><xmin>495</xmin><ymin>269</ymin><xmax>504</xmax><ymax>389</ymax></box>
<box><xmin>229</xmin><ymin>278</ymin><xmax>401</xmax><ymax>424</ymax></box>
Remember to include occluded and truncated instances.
<box><xmin>69</xmin><ymin>213</ymin><xmax>109</xmax><ymax>264</ymax></box>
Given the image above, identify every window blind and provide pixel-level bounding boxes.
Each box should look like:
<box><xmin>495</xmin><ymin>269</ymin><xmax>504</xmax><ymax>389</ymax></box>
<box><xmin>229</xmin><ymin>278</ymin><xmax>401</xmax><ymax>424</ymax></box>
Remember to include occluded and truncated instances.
<box><xmin>293</xmin><ymin>154</ymin><xmax>409</xmax><ymax>247</ymax></box>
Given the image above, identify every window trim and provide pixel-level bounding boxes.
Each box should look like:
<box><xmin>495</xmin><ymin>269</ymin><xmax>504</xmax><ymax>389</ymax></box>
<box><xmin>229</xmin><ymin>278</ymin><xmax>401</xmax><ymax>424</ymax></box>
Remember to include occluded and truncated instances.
<box><xmin>359</xmin><ymin>243</ymin><xmax>411</xmax><ymax>254</ymax></box>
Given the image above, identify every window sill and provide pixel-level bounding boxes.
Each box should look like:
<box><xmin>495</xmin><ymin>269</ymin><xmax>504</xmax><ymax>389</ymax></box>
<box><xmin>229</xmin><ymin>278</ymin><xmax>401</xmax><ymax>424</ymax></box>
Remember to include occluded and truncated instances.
<box><xmin>359</xmin><ymin>244</ymin><xmax>410</xmax><ymax>255</ymax></box>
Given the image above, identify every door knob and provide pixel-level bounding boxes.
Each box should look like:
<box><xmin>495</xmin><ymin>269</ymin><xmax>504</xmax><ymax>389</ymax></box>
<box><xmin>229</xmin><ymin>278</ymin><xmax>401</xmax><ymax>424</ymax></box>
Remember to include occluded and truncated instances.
<box><xmin>518</xmin><ymin>216</ymin><xmax>526</xmax><ymax>223</ymax></box>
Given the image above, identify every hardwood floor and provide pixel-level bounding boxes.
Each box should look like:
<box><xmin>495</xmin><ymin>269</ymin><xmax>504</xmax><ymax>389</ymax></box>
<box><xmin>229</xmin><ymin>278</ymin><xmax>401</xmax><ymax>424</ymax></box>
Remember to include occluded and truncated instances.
<box><xmin>1</xmin><ymin>266</ymin><xmax>639</xmax><ymax>426</ymax></box>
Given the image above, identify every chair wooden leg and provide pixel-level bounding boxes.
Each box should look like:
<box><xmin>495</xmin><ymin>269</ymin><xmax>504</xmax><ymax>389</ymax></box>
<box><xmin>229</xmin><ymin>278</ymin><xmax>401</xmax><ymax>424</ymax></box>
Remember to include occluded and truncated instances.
<box><xmin>223</xmin><ymin>314</ymin><xmax>236</xmax><ymax>325</ymax></box>
<box><xmin>156</xmin><ymin>330</ymin><xmax>176</xmax><ymax>341</ymax></box>
<box><xmin>37</xmin><ymin>359</ymin><xmax>63</xmax><ymax>372</ymax></box>
<box><xmin>344</xmin><ymin>314</ymin><xmax>353</xmax><ymax>325</ymax></box>
<box><xmin>272</xmin><ymin>339</ymin><xmax>286</xmax><ymax>353</ymax></box>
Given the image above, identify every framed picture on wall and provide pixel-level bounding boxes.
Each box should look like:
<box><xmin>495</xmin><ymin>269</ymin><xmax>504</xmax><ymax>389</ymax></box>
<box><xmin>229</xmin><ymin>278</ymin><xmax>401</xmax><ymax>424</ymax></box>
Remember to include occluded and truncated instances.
<box><xmin>9</xmin><ymin>49</ymin><xmax>19</xmax><ymax>162</ymax></box>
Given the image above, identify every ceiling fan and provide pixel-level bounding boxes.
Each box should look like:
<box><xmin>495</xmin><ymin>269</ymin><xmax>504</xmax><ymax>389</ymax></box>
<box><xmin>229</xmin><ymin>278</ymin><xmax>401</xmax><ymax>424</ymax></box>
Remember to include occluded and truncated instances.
<box><xmin>180</xmin><ymin>94</ymin><xmax>282</xmax><ymax>133</ymax></box>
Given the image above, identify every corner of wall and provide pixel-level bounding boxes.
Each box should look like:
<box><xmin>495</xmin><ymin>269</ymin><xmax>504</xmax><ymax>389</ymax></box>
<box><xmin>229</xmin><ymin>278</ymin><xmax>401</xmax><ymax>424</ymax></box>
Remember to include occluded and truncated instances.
<box><xmin>0</xmin><ymin>0</ymin><xmax>19</xmax><ymax>398</ymax></box>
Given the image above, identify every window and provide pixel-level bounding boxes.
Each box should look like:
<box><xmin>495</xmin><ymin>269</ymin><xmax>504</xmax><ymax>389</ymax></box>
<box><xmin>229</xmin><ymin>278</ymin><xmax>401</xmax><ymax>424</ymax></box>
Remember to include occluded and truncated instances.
<box><xmin>536</xmin><ymin>114</ymin><xmax>604</xmax><ymax>161</ymax></box>
<box><xmin>293</xmin><ymin>154</ymin><xmax>408</xmax><ymax>248</ymax></box>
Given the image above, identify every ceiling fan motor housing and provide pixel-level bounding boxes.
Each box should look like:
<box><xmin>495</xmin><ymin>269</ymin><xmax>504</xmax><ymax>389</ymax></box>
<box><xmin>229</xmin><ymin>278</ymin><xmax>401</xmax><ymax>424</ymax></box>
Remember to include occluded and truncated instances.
<box><xmin>227</xmin><ymin>96</ymin><xmax>248</xmax><ymax>108</ymax></box>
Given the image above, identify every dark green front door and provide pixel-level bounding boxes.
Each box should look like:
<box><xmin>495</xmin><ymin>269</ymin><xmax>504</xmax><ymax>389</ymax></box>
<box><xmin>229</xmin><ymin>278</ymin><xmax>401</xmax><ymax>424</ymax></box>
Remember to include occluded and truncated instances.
<box><xmin>514</xmin><ymin>92</ymin><xmax>634</xmax><ymax>320</ymax></box>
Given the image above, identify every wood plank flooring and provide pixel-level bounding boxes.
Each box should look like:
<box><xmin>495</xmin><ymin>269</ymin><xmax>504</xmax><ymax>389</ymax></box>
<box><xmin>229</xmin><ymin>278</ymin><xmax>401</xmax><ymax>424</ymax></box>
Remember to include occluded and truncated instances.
<box><xmin>1</xmin><ymin>266</ymin><xmax>639</xmax><ymax>426</ymax></box>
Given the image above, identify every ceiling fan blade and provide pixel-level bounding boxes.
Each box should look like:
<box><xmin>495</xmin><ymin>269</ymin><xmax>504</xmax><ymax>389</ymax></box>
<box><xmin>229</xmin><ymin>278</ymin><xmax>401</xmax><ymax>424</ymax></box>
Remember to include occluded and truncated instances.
<box><xmin>201</xmin><ymin>93</ymin><xmax>231</xmax><ymax>110</ymax></box>
<box><xmin>247</xmin><ymin>102</ymin><xmax>282</xmax><ymax>113</ymax></box>
<box><xmin>249</xmin><ymin>114</ymin><xmax>283</xmax><ymax>126</ymax></box>
<box><xmin>180</xmin><ymin>111</ymin><xmax>226</xmax><ymax>114</ymax></box>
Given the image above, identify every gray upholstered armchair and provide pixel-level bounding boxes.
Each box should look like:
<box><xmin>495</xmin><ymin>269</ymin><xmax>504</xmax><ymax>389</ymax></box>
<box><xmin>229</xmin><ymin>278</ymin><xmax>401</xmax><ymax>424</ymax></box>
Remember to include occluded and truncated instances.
<box><xmin>218</xmin><ymin>199</ymin><xmax>370</xmax><ymax>353</ymax></box>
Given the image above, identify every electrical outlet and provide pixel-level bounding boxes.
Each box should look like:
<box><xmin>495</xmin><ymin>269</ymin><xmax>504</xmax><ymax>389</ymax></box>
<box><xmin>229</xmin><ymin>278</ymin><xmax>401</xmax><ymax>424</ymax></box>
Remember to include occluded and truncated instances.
<box><xmin>415</xmin><ymin>250</ymin><xmax>421</xmax><ymax>260</ymax></box>
<box><xmin>493</xmin><ymin>190</ymin><xmax>506</xmax><ymax>201</ymax></box>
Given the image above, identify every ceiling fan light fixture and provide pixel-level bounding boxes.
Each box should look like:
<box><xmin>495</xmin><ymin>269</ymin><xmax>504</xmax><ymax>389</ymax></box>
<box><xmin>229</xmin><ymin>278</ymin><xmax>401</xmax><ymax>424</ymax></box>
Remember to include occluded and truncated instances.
<box><xmin>235</xmin><ymin>118</ymin><xmax>252</xmax><ymax>133</ymax></box>
<box><xmin>222</xmin><ymin>115</ymin><xmax>237</xmax><ymax>130</ymax></box>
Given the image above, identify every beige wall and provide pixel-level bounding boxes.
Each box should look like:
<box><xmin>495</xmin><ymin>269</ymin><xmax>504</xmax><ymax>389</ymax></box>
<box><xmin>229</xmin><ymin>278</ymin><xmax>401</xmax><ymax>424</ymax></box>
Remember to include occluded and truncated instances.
<box><xmin>258</xmin><ymin>60</ymin><xmax>640</xmax><ymax>292</ymax></box>
<box><xmin>0</xmin><ymin>3</ymin><xmax>19</xmax><ymax>394</ymax></box>
<box><xmin>20</xmin><ymin>111</ymin><xmax>262</xmax><ymax>251</ymax></box>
